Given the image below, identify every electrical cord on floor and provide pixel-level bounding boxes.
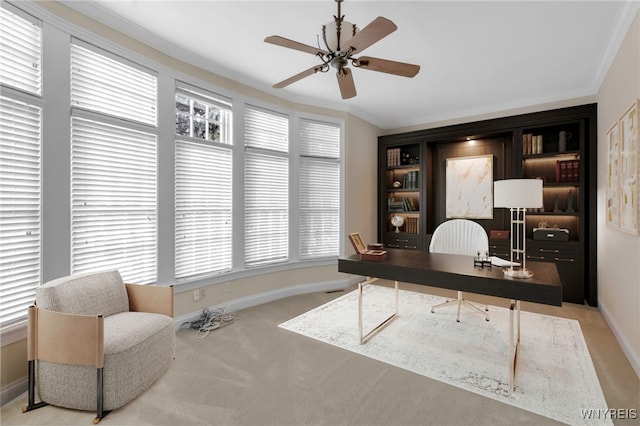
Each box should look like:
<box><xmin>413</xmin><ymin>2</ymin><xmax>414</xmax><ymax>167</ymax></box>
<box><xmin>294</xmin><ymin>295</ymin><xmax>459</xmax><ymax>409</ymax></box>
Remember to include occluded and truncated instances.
<box><xmin>180</xmin><ymin>307</ymin><xmax>238</xmax><ymax>338</ymax></box>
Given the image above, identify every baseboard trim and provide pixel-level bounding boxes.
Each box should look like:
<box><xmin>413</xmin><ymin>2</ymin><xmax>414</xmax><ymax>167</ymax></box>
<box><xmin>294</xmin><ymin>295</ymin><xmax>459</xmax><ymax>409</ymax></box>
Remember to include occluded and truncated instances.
<box><xmin>1</xmin><ymin>376</ymin><xmax>27</xmax><ymax>408</ymax></box>
<box><xmin>174</xmin><ymin>276</ymin><xmax>361</xmax><ymax>331</ymax></box>
<box><xmin>598</xmin><ymin>298</ymin><xmax>640</xmax><ymax>378</ymax></box>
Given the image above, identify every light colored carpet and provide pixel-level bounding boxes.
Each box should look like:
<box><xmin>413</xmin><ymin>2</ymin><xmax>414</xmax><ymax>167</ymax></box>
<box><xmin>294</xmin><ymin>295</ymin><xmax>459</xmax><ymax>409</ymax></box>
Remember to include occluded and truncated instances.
<box><xmin>279</xmin><ymin>286</ymin><xmax>612</xmax><ymax>426</ymax></box>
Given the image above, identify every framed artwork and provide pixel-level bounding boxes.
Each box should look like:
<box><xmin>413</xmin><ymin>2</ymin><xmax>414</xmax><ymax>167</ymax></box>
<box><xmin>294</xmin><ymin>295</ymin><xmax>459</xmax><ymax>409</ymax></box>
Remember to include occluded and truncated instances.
<box><xmin>620</xmin><ymin>100</ymin><xmax>639</xmax><ymax>234</ymax></box>
<box><xmin>607</xmin><ymin>99</ymin><xmax>639</xmax><ymax>234</ymax></box>
<box><xmin>606</xmin><ymin>121</ymin><xmax>621</xmax><ymax>229</ymax></box>
<box><xmin>348</xmin><ymin>232</ymin><xmax>366</xmax><ymax>254</ymax></box>
<box><xmin>445</xmin><ymin>155</ymin><xmax>493</xmax><ymax>219</ymax></box>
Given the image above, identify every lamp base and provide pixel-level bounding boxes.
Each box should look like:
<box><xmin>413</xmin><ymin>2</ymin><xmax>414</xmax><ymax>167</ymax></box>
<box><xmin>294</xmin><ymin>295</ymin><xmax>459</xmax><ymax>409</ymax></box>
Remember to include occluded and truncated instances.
<box><xmin>503</xmin><ymin>267</ymin><xmax>534</xmax><ymax>279</ymax></box>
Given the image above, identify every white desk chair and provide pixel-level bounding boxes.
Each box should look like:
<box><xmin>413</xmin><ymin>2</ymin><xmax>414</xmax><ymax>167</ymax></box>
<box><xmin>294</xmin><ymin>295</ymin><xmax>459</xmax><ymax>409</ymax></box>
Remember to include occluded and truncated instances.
<box><xmin>430</xmin><ymin>219</ymin><xmax>490</xmax><ymax>322</ymax></box>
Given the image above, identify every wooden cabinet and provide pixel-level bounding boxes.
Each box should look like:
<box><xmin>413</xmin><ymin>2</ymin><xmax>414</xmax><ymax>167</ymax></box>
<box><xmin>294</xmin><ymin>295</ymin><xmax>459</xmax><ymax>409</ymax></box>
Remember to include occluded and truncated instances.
<box><xmin>488</xmin><ymin>238</ymin><xmax>510</xmax><ymax>258</ymax></box>
<box><xmin>527</xmin><ymin>241</ymin><xmax>582</xmax><ymax>303</ymax></box>
<box><xmin>378</xmin><ymin>104</ymin><xmax>597</xmax><ymax>306</ymax></box>
<box><xmin>515</xmin><ymin>111</ymin><xmax>595</xmax><ymax>305</ymax></box>
<box><xmin>379</xmin><ymin>142</ymin><xmax>425</xmax><ymax>250</ymax></box>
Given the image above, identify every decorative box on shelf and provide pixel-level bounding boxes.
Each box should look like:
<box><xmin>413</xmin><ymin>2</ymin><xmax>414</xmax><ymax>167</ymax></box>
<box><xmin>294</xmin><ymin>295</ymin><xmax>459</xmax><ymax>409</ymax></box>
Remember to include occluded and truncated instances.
<box><xmin>533</xmin><ymin>227</ymin><xmax>569</xmax><ymax>241</ymax></box>
<box><xmin>348</xmin><ymin>233</ymin><xmax>387</xmax><ymax>261</ymax></box>
<box><xmin>490</xmin><ymin>230</ymin><xmax>510</xmax><ymax>239</ymax></box>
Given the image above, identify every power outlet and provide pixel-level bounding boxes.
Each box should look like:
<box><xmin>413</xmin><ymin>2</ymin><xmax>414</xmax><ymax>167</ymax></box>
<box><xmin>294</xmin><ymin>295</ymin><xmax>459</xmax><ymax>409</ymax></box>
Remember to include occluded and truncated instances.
<box><xmin>192</xmin><ymin>289</ymin><xmax>201</xmax><ymax>302</ymax></box>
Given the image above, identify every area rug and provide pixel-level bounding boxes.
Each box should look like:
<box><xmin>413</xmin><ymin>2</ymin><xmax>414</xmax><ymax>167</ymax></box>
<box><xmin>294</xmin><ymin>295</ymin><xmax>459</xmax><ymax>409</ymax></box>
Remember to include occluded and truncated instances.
<box><xmin>279</xmin><ymin>286</ymin><xmax>611</xmax><ymax>426</ymax></box>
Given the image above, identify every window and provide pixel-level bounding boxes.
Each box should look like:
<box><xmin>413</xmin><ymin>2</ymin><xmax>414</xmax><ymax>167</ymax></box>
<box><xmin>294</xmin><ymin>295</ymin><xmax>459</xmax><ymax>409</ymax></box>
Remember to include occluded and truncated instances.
<box><xmin>175</xmin><ymin>86</ymin><xmax>233</xmax><ymax>279</ymax></box>
<box><xmin>70</xmin><ymin>41</ymin><xmax>158</xmax><ymax>283</ymax></box>
<box><xmin>244</xmin><ymin>106</ymin><xmax>289</xmax><ymax>266</ymax></box>
<box><xmin>298</xmin><ymin>118</ymin><xmax>341</xmax><ymax>259</ymax></box>
<box><xmin>70</xmin><ymin>42</ymin><xmax>156</xmax><ymax>126</ymax></box>
<box><xmin>0</xmin><ymin>5</ymin><xmax>42</xmax><ymax>328</ymax></box>
<box><xmin>0</xmin><ymin>6</ymin><xmax>41</xmax><ymax>95</ymax></box>
<box><xmin>175</xmin><ymin>87</ymin><xmax>232</xmax><ymax>144</ymax></box>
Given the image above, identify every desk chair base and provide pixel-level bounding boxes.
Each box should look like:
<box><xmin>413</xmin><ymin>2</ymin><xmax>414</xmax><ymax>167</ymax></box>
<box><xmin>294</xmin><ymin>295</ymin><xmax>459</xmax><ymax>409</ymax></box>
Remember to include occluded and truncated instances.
<box><xmin>431</xmin><ymin>291</ymin><xmax>489</xmax><ymax>322</ymax></box>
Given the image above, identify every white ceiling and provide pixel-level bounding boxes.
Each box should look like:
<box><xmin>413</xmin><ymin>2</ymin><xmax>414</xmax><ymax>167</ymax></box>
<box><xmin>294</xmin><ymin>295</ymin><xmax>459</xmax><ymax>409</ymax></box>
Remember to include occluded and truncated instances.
<box><xmin>60</xmin><ymin>1</ymin><xmax>637</xmax><ymax>130</ymax></box>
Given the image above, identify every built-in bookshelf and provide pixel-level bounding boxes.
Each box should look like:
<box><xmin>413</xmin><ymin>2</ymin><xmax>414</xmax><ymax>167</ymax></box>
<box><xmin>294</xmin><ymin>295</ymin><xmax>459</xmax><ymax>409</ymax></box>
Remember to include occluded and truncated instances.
<box><xmin>380</xmin><ymin>142</ymin><xmax>424</xmax><ymax>250</ymax></box>
<box><xmin>378</xmin><ymin>104</ymin><xmax>597</xmax><ymax>305</ymax></box>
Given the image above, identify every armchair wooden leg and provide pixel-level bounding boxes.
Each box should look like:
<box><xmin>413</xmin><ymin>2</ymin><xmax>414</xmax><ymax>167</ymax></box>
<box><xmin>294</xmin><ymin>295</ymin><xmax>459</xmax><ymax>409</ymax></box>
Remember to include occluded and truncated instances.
<box><xmin>93</xmin><ymin>368</ymin><xmax>111</xmax><ymax>424</ymax></box>
<box><xmin>22</xmin><ymin>360</ymin><xmax>48</xmax><ymax>413</ymax></box>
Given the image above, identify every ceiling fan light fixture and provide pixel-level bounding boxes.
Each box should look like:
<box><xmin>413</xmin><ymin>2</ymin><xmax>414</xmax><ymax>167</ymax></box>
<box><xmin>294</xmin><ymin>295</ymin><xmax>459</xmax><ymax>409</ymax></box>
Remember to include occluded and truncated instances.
<box><xmin>264</xmin><ymin>0</ymin><xmax>420</xmax><ymax>99</ymax></box>
<box><xmin>322</xmin><ymin>20</ymin><xmax>358</xmax><ymax>53</ymax></box>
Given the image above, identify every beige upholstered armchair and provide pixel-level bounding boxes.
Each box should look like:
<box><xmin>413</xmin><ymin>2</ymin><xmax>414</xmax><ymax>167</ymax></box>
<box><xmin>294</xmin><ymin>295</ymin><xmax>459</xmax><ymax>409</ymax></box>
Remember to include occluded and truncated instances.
<box><xmin>22</xmin><ymin>270</ymin><xmax>175</xmax><ymax>423</ymax></box>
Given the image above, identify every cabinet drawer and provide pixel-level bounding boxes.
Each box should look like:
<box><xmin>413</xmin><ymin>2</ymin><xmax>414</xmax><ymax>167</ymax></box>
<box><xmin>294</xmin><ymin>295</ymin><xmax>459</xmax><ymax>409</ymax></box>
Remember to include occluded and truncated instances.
<box><xmin>488</xmin><ymin>238</ymin><xmax>510</xmax><ymax>258</ymax></box>
<box><xmin>384</xmin><ymin>233</ymin><xmax>421</xmax><ymax>250</ymax></box>
<box><xmin>527</xmin><ymin>241</ymin><xmax>577</xmax><ymax>262</ymax></box>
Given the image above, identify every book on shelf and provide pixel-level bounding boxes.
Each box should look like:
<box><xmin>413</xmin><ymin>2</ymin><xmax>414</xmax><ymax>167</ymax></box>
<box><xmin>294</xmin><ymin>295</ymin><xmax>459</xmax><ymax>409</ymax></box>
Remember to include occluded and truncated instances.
<box><xmin>388</xmin><ymin>197</ymin><xmax>418</xmax><ymax>212</ymax></box>
<box><xmin>522</xmin><ymin>133</ymin><xmax>533</xmax><ymax>155</ymax></box>
<box><xmin>402</xmin><ymin>170</ymin><xmax>419</xmax><ymax>189</ymax></box>
<box><xmin>387</xmin><ymin>147</ymin><xmax>400</xmax><ymax>167</ymax></box>
<box><xmin>403</xmin><ymin>216</ymin><xmax>419</xmax><ymax>234</ymax></box>
<box><xmin>387</xmin><ymin>147</ymin><xmax>419</xmax><ymax>167</ymax></box>
<box><xmin>555</xmin><ymin>159</ymin><xmax>580</xmax><ymax>183</ymax></box>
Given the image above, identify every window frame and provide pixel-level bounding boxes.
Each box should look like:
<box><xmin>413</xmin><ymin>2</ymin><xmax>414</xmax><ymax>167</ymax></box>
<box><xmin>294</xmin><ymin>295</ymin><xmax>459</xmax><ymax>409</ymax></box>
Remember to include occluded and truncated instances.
<box><xmin>174</xmin><ymin>84</ymin><xmax>234</xmax><ymax>280</ymax></box>
<box><xmin>69</xmin><ymin>39</ymin><xmax>159</xmax><ymax>284</ymax></box>
<box><xmin>0</xmin><ymin>3</ymin><xmax>43</xmax><ymax>337</ymax></box>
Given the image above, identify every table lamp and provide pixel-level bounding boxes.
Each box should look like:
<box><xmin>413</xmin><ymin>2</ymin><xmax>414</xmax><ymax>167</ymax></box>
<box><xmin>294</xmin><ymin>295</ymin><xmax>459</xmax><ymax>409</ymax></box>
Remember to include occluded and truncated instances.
<box><xmin>494</xmin><ymin>179</ymin><xmax>543</xmax><ymax>278</ymax></box>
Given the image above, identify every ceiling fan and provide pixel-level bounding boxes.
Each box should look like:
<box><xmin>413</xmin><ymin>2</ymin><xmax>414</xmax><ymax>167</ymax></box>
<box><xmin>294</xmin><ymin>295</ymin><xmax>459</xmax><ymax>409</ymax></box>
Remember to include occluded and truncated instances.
<box><xmin>264</xmin><ymin>0</ymin><xmax>420</xmax><ymax>99</ymax></box>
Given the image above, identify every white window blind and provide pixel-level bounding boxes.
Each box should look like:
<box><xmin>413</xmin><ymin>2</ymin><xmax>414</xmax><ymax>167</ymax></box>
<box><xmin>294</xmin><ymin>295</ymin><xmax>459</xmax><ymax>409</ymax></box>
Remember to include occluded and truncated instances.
<box><xmin>71</xmin><ymin>117</ymin><xmax>157</xmax><ymax>283</ymax></box>
<box><xmin>71</xmin><ymin>41</ymin><xmax>157</xmax><ymax>126</ymax></box>
<box><xmin>0</xmin><ymin>6</ymin><xmax>42</xmax><ymax>329</ymax></box>
<box><xmin>175</xmin><ymin>141</ymin><xmax>232</xmax><ymax>279</ymax></box>
<box><xmin>244</xmin><ymin>106</ymin><xmax>289</xmax><ymax>152</ymax></box>
<box><xmin>298</xmin><ymin>119</ymin><xmax>341</xmax><ymax>258</ymax></box>
<box><xmin>70</xmin><ymin>40</ymin><xmax>157</xmax><ymax>283</ymax></box>
<box><xmin>0</xmin><ymin>96</ymin><xmax>41</xmax><ymax>327</ymax></box>
<box><xmin>244</xmin><ymin>106</ymin><xmax>289</xmax><ymax>266</ymax></box>
<box><xmin>0</xmin><ymin>6</ymin><xmax>41</xmax><ymax>95</ymax></box>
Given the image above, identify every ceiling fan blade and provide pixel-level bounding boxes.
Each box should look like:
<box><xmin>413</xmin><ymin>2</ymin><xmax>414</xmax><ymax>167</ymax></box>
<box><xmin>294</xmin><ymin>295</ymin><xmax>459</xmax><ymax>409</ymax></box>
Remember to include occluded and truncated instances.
<box><xmin>337</xmin><ymin>68</ymin><xmax>356</xmax><ymax>99</ymax></box>
<box><xmin>345</xmin><ymin>17</ymin><xmax>397</xmax><ymax>54</ymax></box>
<box><xmin>356</xmin><ymin>56</ymin><xmax>420</xmax><ymax>78</ymax></box>
<box><xmin>265</xmin><ymin>35</ymin><xmax>328</xmax><ymax>56</ymax></box>
<box><xmin>273</xmin><ymin>64</ymin><xmax>325</xmax><ymax>89</ymax></box>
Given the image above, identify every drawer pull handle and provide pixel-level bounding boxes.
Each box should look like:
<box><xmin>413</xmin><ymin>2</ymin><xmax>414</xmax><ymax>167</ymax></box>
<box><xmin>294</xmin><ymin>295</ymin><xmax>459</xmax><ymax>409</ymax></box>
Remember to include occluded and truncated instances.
<box><xmin>528</xmin><ymin>255</ymin><xmax>545</xmax><ymax>260</ymax></box>
<box><xmin>555</xmin><ymin>258</ymin><xmax>575</xmax><ymax>262</ymax></box>
<box><xmin>539</xmin><ymin>248</ymin><xmax>560</xmax><ymax>253</ymax></box>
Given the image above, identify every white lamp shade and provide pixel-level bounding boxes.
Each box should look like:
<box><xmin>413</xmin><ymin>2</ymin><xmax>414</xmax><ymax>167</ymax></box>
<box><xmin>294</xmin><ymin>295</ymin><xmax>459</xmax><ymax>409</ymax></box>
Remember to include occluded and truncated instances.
<box><xmin>494</xmin><ymin>179</ymin><xmax>543</xmax><ymax>208</ymax></box>
<box><xmin>323</xmin><ymin>21</ymin><xmax>358</xmax><ymax>52</ymax></box>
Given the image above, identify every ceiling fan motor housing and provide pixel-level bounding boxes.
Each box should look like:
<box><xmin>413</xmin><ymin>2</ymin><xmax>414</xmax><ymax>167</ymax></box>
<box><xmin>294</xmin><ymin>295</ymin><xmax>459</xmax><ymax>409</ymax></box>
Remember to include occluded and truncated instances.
<box><xmin>322</xmin><ymin>21</ymin><xmax>358</xmax><ymax>53</ymax></box>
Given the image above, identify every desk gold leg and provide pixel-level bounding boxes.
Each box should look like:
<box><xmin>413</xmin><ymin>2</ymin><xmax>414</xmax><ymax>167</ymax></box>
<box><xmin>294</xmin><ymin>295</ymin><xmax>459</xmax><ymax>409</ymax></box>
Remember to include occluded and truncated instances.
<box><xmin>358</xmin><ymin>278</ymin><xmax>399</xmax><ymax>344</ymax></box>
<box><xmin>509</xmin><ymin>300</ymin><xmax>521</xmax><ymax>392</ymax></box>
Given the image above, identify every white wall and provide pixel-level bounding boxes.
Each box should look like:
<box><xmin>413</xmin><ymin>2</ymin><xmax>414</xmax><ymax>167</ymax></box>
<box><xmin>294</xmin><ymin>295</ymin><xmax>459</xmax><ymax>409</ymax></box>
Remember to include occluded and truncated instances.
<box><xmin>596</xmin><ymin>9</ymin><xmax>640</xmax><ymax>377</ymax></box>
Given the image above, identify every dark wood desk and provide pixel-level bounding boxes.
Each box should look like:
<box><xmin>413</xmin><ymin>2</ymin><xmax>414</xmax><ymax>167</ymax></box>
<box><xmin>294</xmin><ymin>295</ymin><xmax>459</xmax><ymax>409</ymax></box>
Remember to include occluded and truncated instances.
<box><xmin>339</xmin><ymin>249</ymin><xmax>562</xmax><ymax>306</ymax></box>
<box><xmin>338</xmin><ymin>248</ymin><xmax>563</xmax><ymax>391</ymax></box>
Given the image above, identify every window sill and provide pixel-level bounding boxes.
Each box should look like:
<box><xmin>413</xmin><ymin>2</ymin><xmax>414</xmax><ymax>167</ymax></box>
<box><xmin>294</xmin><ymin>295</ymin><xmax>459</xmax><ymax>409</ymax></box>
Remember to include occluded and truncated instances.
<box><xmin>167</xmin><ymin>257</ymin><xmax>339</xmax><ymax>294</ymax></box>
<box><xmin>1</xmin><ymin>320</ymin><xmax>27</xmax><ymax>347</ymax></box>
<box><xmin>1</xmin><ymin>258</ymin><xmax>340</xmax><ymax>346</ymax></box>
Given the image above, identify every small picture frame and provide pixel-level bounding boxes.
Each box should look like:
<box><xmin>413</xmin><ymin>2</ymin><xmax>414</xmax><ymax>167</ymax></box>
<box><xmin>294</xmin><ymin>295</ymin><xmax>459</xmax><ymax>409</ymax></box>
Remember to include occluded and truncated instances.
<box><xmin>348</xmin><ymin>232</ymin><xmax>367</xmax><ymax>254</ymax></box>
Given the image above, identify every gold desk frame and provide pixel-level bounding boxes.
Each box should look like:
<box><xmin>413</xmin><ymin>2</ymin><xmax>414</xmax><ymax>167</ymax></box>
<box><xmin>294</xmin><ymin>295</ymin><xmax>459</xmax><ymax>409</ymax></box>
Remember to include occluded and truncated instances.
<box><xmin>358</xmin><ymin>278</ymin><xmax>399</xmax><ymax>344</ymax></box>
<box><xmin>509</xmin><ymin>299</ymin><xmax>521</xmax><ymax>392</ymax></box>
<box><xmin>357</xmin><ymin>278</ymin><xmax>523</xmax><ymax>392</ymax></box>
